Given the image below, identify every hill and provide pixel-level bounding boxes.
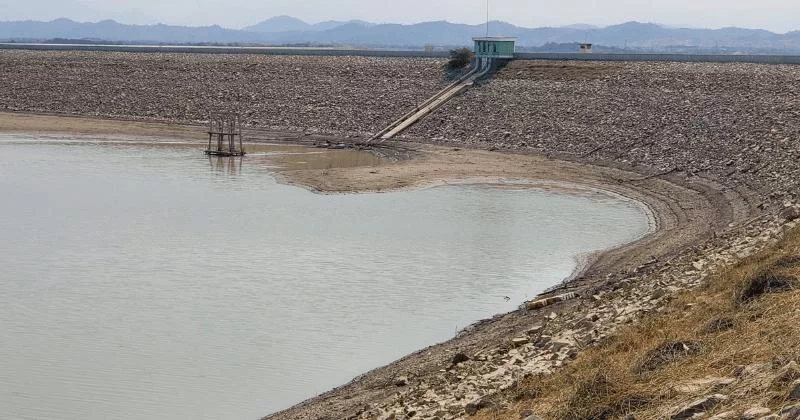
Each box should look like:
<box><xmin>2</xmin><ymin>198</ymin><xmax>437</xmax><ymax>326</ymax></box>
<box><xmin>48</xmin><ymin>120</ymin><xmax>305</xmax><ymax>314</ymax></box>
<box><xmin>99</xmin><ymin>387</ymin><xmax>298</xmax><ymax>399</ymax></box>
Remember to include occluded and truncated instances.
<box><xmin>0</xmin><ymin>17</ymin><xmax>799</xmax><ymax>51</ymax></box>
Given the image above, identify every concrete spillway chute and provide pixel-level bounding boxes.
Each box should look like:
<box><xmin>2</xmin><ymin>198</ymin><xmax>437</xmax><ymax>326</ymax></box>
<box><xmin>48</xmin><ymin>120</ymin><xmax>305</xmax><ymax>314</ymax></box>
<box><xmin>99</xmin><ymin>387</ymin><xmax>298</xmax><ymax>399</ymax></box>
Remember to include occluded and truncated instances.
<box><xmin>369</xmin><ymin>58</ymin><xmax>494</xmax><ymax>143</ymax></box>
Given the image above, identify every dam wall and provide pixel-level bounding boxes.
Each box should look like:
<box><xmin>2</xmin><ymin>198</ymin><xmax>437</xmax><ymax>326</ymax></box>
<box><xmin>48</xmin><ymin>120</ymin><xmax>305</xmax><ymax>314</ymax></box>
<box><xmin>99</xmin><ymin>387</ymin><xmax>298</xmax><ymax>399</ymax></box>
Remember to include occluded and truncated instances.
<box><xmin>0</xmin><ymin>43</ymin><xmax>451</xmax><ymax>58</ymax></box>
<box><xmin>3</xmin><ymin>43</ymin><xmax>800</xmax><ymax>65</ymax></box>
<box><xmin>3</xmin><ymin>48</ymin><xmax>800</xmax><ymax>420</ymax></box>
<box><xmin>515</xmin><ymin>52</ymin><xmax>800</xmax><ymax>65</ymax></box>
<box><xmin>406</xmin><ymin>58</ymin><xmax>800</xmax><ymax>205</ymax></box>
<box><xmin>1</xmin><ymin>50</ymin><xmax>799</xmax><ymax>206</ymax></box>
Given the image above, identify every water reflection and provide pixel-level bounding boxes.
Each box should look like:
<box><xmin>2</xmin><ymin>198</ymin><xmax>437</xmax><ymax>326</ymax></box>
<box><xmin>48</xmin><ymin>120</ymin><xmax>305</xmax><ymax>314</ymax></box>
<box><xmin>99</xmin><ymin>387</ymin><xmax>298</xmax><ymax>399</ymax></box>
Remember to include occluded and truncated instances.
<box><xmin>206</xmin><ymin>145</ymin><xmax>382</xmax><ymax>178</ymax></box>
<box><xmin>0</xmin><ymin>137</ymin><xmax>651</xmax><ymax>420</ymax></box>
<box><xmin>0</xmin><ymin>134</ymin><xmax>383</xmax><ymax>173</ymax></box>
<box><xmin>208</xmin><ymin>155</ymin><xmax>243</xmax><ymax>176</ymax></box>
<box><xmin>248</xmin><ymin>148</ymin><xmax>382</xmax><ymax>171</ymax></box>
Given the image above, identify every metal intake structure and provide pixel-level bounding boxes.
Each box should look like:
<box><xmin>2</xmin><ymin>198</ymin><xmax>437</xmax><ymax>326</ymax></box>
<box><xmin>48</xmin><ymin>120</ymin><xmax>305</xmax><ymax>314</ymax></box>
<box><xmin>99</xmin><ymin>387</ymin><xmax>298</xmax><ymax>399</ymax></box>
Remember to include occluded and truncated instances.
<box><xmin>205</xmin><ymin>114</ymin><xmax>245</xmax><ymax>157</ymax></box>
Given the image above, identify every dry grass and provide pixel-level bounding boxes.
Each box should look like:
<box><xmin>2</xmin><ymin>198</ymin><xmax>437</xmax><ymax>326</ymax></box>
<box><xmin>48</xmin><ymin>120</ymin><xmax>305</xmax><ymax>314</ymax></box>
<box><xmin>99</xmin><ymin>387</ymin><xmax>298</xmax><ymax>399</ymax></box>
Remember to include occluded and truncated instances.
<box><xmin>477</xmin><ymin>227</ymin><xmax>800</xmax><ymax>420</ymax></box>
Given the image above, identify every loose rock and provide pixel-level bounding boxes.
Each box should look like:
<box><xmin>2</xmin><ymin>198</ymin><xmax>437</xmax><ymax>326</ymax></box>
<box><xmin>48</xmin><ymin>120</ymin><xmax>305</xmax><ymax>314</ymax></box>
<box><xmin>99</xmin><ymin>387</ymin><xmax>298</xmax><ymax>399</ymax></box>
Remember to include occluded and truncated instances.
<box><xmin>789</xmin><ymin>380</ymin><xmax>800</xmax><ymax>401</ymax></box>
<box><xmin>741</xmin><ymin>407</ymin><xmax>772</xmax><ymax>420</ymax></box>
<box><xmin>670</xmin><ymin>394</ymin><xmax>728</xmax><ymax>419</ymax></box>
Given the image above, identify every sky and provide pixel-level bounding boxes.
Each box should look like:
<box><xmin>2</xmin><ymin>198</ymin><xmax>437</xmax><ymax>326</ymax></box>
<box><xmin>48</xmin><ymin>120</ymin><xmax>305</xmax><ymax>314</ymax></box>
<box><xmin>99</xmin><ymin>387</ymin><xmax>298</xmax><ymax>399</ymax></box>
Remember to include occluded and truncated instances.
<box><xmin>1</xmin><ymin>0</ymin><xmax>798</xmax><ymax>33</ymax></box>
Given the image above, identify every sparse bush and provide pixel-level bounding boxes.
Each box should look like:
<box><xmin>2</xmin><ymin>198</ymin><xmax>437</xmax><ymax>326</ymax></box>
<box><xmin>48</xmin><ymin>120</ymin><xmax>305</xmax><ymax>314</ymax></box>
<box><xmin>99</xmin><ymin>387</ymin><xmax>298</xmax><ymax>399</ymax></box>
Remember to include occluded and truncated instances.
<box><xmin>738</xmin><ymin>271</ymin><xmax>796</xmax><ymax>302</ymax></box>
<box><xmin>447</xmin><ymin>47</ymin><xmax>474</xmax><ymax>70</ymax></box>
<box><xmin>699</xmin><ymin>317</ymin><xmax>735</xmax><ymax>334</ymax></box>
<box><xmin>637</xmin><ymin>340</ymin><xmax>701</xmax><ymax>372</ymax></box>
<box><xmin>774</xmin><ymin>255</ymin><xmax>800</xmax><ymax>268</ymax></box>
<box><xmin>561</xmin><ymin>367</ymin><xmax>652</xmax><ymax>420</ymax></box>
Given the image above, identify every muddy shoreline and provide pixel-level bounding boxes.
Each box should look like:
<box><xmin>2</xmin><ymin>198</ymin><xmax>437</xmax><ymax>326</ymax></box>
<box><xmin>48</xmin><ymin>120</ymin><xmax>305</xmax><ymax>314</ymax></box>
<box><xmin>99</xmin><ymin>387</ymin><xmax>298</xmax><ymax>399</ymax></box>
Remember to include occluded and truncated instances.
<box><xmin>0</xmin><ymin>111</ymin><xmax>747</xmax><ymax>419</ymax></box>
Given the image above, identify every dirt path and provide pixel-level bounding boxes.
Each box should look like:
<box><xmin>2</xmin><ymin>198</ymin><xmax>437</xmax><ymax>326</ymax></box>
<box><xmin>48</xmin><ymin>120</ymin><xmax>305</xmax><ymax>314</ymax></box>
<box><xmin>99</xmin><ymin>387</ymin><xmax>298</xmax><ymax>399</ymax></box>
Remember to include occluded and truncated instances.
<box><xmin>0</xmin><ymin>111</ymin><xmax>758</xmax><ymax>419</ymax></box>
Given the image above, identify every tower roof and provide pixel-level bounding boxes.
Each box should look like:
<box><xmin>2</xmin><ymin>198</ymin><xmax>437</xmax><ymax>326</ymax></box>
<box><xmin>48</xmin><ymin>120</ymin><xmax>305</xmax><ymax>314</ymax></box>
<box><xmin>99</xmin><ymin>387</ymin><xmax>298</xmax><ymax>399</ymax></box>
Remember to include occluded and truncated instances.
<box><xmin>472</xmin><ymin>37</ymin><xmax>517</xmax><ymax>42</ymax></box>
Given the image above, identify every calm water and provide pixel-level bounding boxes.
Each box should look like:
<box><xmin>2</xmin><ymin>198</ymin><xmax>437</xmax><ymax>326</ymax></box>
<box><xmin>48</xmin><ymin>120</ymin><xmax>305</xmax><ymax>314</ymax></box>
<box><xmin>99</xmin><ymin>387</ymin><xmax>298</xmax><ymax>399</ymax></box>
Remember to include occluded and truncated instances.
<box><xmin>0</xmin><ymin>135</ymin><xmax>651</xmax><ymax>420</ymax></box>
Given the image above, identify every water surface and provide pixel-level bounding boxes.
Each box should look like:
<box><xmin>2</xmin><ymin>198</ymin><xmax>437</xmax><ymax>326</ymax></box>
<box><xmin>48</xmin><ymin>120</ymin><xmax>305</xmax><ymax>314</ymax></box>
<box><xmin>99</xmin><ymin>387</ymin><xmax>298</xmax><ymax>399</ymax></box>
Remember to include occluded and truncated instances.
<box><xmin>0</xmin><ymin>135</ymin><xmax>651</xmax><ymax>419</ymax></box>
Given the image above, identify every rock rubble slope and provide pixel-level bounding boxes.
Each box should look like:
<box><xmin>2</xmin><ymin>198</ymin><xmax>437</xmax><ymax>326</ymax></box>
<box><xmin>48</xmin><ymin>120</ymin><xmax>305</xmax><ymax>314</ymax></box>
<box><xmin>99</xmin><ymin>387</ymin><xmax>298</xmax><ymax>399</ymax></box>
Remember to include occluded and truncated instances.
<box><xmin>0</xmin><ymin>50</ymin><xmax>448</xmax><ymax>137</ymax></box>
<box><xmin>2</xmin><ymin>51</ymin><xmax>800</xmax><ymax>419</ymax></box>
<box><xmin>408</xmin><ymin>60</ymin><xmax>800</xmax><ymax>208</ymax></box>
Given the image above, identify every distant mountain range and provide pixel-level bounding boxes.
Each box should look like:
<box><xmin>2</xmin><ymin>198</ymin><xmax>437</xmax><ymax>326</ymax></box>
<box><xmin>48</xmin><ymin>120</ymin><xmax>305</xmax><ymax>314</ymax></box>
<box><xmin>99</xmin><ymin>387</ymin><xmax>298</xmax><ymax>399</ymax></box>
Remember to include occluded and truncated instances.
<box><xmin>1</xmin><ymin>16</ymin><xmax>799</xmax><ymax>52</ymax></box>
<box><xmin>242</xmin><ymin>15</ymin><xmax>376</xmax><ymax>33</ymax></box>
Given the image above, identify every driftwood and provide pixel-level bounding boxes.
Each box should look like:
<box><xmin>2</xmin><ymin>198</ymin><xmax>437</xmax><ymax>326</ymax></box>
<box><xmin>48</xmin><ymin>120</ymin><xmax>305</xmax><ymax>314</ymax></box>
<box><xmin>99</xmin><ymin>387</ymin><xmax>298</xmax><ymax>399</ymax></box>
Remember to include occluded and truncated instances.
<box><xmin>525</xmin><ymin>292</ymin><xmax>579</xmax><ymax>311</ymax></box>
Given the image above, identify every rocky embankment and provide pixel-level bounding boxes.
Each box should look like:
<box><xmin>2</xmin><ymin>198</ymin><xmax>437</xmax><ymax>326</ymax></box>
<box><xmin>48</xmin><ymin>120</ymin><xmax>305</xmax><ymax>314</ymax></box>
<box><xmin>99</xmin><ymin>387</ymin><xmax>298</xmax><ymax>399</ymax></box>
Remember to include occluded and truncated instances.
<box><xmin>265</xmin><ymin>59</ymin><xmax>800</xmax><ymax>419</ymax></box>
<box><xmin>2</xmin><ymin>52</ymin><xmax>796</xmax><ymax>209</ymax></box>
<box><xmin>0</xmin><ymin>50</ymin><xmax>448</xmax><ymax>137</ymax></box>
<box><xmin>2</xmin><ymin>51</ymin><xmax>799</xmax><ymax>418</ymax></box>
<box><xmin>408</xmin><ymin>60</ymin><xmax>800</xmax><ymax>211</ymax></box>
<box><xmin>346</xmin><ymin>214</ymin><xmax>800</xmax><ymax>419</ymax></box>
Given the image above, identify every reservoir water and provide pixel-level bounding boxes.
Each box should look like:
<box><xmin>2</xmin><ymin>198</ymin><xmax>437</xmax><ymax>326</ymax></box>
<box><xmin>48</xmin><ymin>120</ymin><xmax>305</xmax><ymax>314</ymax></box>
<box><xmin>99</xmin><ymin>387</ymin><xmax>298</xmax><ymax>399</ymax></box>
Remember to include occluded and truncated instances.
<box><xmin>0</xmin><ymin>135</ymin><xmax>651</xmax><ymax>419</ymax></box>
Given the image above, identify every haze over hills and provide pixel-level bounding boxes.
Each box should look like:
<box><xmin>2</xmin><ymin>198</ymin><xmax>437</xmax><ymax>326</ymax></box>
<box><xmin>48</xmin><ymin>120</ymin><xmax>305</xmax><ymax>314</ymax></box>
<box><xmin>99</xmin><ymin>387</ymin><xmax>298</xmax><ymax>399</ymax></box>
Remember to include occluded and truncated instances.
<box><xmin>1</xmin><ymin>16</ymin><xmax>799</xmax><ymax>52</ymax></box>
<box><xmin>242</xmin><ymin>15</ymin><xmax>376</xmax><ymax>33</ymax></box>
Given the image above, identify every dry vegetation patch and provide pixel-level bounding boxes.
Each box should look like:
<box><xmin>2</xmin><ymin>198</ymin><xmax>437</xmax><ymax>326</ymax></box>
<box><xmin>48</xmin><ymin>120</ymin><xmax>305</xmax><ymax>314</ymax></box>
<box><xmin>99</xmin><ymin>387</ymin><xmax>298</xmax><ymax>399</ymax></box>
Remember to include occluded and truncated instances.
<box><xmin>476</xmin><ymin>227</ymin><xmax>800</xmax><ymax>419</ymax></box>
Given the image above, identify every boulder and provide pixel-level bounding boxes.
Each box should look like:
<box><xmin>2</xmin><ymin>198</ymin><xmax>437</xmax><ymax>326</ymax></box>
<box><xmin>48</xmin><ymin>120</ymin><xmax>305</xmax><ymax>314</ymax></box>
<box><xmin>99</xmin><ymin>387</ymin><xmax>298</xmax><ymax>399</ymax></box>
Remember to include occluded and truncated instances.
<box><xmin>674</xmin><ymin>376</ymin><xmax>736</xmax><ymax>393</ymax></box>
<box><xmin>464</xmin><ymin>398</ymin><xmax>491</xmax><ymax>416</ymax></box>
<box><xmin>519</xmin><ymin>409</ymin><xmax>542</xmax><ymax>420</ymax></box>
<box><xmin>779</xmin><ymin>405</ymin><xmax>800</xmax><ymax>420</ymax></box>
<box><xmin>780</xmin><ymin>205</ymin><xmax>800</xmax><ymax>221</ymax></box>
<box><xmin>670</xmin><ymin>394</ymin><xmax>728</xmax><ymax>419</ymax></box>
<box><xmin>550</xmin><ymin>340</ymin><xmax>572</xmax><ymax>352</ymax></box>
<box><xmin>708</xmin><ymin>412</ymin><xmax>736</xmax><ymax>420</ymax></box>
<box><xmin>526</xmin><ymin>325</ymin><xmax>544</xmax><ymax>335</ymax></box>
<box><xmin>741</xmin><ymin>407</ymin><xmax>772</xmax><ymax>420</ymax></box>
<box><xmin>790</xmin><ymin>380</ymin><xmax>800</xmax><ymax>401</ymax></box>
<box><xmin>512</xmin><ymin>337</ymin><xmax>530</xmax><ymax>347</ymax></box>
<box><xmin>776</xmin><ymin>361</ymin><xmax>800</xmax><ymax>383</ymax></box>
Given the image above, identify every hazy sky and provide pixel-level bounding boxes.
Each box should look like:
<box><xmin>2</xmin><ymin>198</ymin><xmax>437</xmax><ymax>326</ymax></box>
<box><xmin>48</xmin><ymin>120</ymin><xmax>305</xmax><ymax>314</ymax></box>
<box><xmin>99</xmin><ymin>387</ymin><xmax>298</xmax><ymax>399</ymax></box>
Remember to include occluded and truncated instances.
<box><xmin>2</xmin><ymin>0</ymin><xmax>798</xmax><ymax>33</ymax></box>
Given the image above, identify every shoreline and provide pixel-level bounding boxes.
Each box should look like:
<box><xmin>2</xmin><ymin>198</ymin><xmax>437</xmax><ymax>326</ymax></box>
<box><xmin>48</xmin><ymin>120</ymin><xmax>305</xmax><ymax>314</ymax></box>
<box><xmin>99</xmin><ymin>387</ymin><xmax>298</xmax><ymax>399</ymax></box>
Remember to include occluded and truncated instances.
<box><xmin>2</xmin><ymin>122</ymin><xmax>661</xmax><ymax>305</ymax></box>
<box><xmin>2</xmin><ymin>50</ymin><xmax>796</xmax><ymax>417</ymax></box>
<box><xmin>0</xmin><ymin>112</ymin><xmax>663</xmax><ymax>284</ymax></box>
<box><xmin>0</xmin><ymin>111</ymin><xmax>752</xmax><ymax>418</ymax></box>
